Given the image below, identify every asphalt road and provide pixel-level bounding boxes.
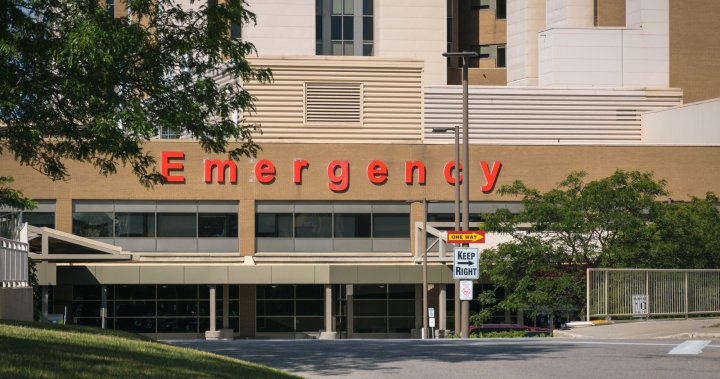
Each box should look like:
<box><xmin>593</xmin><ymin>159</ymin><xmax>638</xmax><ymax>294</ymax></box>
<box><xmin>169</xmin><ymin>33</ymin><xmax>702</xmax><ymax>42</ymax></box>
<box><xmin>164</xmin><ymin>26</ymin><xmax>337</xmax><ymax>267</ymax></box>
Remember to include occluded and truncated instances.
<box><xmin>169</xmin><ymin>338</ymin><xmax>720</xmax><ymax>379</ymax></box>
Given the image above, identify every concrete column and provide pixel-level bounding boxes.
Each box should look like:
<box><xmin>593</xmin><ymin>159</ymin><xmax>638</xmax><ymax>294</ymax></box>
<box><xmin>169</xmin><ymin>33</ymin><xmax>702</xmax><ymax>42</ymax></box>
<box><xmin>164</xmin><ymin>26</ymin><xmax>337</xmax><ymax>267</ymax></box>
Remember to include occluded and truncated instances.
<box><xmin>209</xmin><ymin>285</ymin><xmax>216</xmax><ymax>331</ymax></box>
<box><xmin>346</xmin><ymin>284</ymin><xmax>353</xmax><ymax>339</ymax></box>
<box><xmin>41</xmin><ymin>286</ymin><xmax>49</xmax><ymax>322</ymax></box>
<box><xmin>222</xmin><ymin>284</ymin><xmax>229</xmax><ymax>329</ymax></box>
<box><xmin>517</xmin><ymin>309</ymin><xmax>525</xmax><ymax>325</ymax></box>
<box><xmin>320</xmin><ymin>284</ymin><xmax>336</xmax><ymax>339</ymax></box>
<box><xmin>238</xmin><ymin>285</ymin><xmax>256</xmax><ymax>338</ymax></box>
<box><xmin>504</xmin><ymin>308</ymin><xmax>512</xmax><ymax>324</ymax></box>
<box><xmin>101</xmin><ymin>285</ymin><xmax>107</xmax><ymax>329</ymax></box>
<box><xmin>205</xmin><ymin>285</ymin><xmax>221</xmax><ymax>340</ymax></box>
<box><xmin>439</xmin><ymin>284</ymin><xmax>447</xmax><ymax>332</ymax></box>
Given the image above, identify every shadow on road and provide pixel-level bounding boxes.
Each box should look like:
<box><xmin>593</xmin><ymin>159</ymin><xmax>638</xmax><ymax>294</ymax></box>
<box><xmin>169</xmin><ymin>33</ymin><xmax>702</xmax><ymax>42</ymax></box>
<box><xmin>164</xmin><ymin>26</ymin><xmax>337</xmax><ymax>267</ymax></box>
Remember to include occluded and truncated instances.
<box><xmin>169</xmin><ymin>339</ymin><xmax>581</xmax><ymax>377</ymax></box>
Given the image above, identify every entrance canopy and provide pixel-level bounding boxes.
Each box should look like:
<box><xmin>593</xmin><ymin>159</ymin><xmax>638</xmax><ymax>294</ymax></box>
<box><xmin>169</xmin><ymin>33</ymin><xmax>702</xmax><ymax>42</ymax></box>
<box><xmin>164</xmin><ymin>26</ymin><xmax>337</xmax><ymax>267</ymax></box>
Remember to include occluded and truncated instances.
<box><xmin>27</xmin><ymin>225</ymin><xmax>133</xmax><ymax>262</ymax></box>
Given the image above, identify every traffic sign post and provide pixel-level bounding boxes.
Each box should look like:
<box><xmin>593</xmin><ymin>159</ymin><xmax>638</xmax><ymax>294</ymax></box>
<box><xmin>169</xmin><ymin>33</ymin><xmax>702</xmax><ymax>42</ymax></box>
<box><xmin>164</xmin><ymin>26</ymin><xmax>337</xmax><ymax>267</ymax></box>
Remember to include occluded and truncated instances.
<box><xmin>453</xmin><ymin>247</ymin><xmax>479</xmax><ymax>280</ymax></box>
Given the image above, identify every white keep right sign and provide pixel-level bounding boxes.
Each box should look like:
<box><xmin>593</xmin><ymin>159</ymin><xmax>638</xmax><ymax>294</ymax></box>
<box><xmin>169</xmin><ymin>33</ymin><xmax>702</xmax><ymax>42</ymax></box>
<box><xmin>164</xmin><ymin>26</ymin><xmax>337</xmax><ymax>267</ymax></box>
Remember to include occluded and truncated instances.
<box><xmin>453</xmin><ymin>247</ymin><xmax>479</xmax><ymax>280</ymax></box>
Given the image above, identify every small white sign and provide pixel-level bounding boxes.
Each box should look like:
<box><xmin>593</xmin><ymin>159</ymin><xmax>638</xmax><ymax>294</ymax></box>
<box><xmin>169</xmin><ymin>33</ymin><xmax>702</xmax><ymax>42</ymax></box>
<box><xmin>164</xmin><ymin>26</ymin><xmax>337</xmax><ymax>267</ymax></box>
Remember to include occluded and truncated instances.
<box><xmin>459</xmin><ymin>280</ymin><xmax>474</xmax><ymax>300</ymax></box>
<box><xmin>453</xmin><ymin>247</ymin><xmax>480</xmax><ymax>280</ymax></box>
<box><xmin>428</xmin><ymin>307</ymin><xmax>435</xmax><ymax>318</ymax></box>
<box><xmin>429</xmin><ymin>317</ymin><xmax>436</xmax><ymax>328</ymax></box>
<box><xmin>632</xmin><ymin>294</ymin><xmax>648</xmax><ymax>315</ymax></box>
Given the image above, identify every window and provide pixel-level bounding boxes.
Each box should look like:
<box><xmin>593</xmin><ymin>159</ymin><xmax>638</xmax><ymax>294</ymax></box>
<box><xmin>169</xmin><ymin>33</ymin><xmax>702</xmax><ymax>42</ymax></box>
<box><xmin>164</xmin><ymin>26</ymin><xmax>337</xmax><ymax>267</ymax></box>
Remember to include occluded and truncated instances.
<box><xmin>316</xmin><ymin>0</ymin><xmax>373</xmax><ymax>56</ymax></box>
<box><xmin>106</xmin><ymin>0</ymin><xmax>114</xmax><ymax>16</ymax></box>
<box><xmin>473</xmin><ymin>44</ymin><xmax>506</xmax><ymax>68</ymax></box>
<box><xmin>294</xmin><ymin>213</ymin><xmax>332</xmax><ymax>238</ymax></box>
<box><xmin>73</xmin><ymin>212</ymin><xmax>113</xmax><ymax>237</ymax></box>
<box><xmin>256</xmin><ymin>285</ymin><xmax>324</xmax><ymax>333</ymax></box>
<box><xmin>372</xmin><ymin>214</ymin><xmax>409</xmax><ymax>238</ymax></box>
<box><xmin>497</xmin><ymin>45</ymin><xmax>506</xmax><ymax>68</ymax></box>
<box><xmin>352</xmin><ymin>284</ymin><xmax>415</xmax><ymax>333</ymax></box>
<box><xmin>496</xmin><ymin>0</ymin><xmax>507</xmax><ymax>19</ymax></box>
<box><xmin>157</xmin><ymin>213</ymin><xmax>196</xmax><ymax>237</ymax></box>
<box><xmin>198</xmin><ymin>213</ymin><xmax>238</xmax><ymax>237</ymax></box>
<box><xmin>23</xmin><ymin>212</ymin><xmax>55</xmax><ymax>228</ymax></box>
<box><xmin>116</xmin><ymin>213</ymin><xmax>155</xmax><ymax>237</ymax></box>
<box><xmin>334</xmin><ymin>213</ymin><xmax>371</xmax><ymax>237</ymax></box>
<box><xmin>472</xmin><ymin>0</ymin><xmax>491</xmax><ymax>10</ymax></box>
<box><xmin>256</xmin><ymin>213</ymin><xmax>293</xmax><ymax>237</ymax></box>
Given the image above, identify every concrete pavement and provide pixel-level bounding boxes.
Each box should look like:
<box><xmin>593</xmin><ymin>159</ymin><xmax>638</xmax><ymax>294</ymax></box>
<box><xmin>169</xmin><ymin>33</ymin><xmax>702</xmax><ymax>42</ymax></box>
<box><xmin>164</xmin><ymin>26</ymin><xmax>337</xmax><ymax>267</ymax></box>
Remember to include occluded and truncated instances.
<box><xmin>554</xmin><ymin>317</ymin><xmax>720</xmax><ymax>339</ymax></box>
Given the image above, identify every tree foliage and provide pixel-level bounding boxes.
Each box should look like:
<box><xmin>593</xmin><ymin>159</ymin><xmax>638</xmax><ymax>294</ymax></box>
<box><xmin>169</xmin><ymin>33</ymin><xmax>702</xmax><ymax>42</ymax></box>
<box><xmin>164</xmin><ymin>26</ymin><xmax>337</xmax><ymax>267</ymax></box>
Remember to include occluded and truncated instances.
<box><xmin>476</xmin><ymin>170</ymin><xmax>720</xmax><ymax>322</ymax></box>
<box><xmin>0</xmin><ymin>0</ymin><xmax>271</xmax><ymax>194</ymax></box>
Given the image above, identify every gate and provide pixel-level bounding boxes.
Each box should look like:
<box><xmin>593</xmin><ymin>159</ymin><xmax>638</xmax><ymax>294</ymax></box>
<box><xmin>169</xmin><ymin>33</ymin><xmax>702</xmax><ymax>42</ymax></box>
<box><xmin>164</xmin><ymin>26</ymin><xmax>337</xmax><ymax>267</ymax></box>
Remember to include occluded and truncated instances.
<box><xmin>587</xmin><ymin>268</ymin><xmax>720</xmax><ymax>320</ymax></box>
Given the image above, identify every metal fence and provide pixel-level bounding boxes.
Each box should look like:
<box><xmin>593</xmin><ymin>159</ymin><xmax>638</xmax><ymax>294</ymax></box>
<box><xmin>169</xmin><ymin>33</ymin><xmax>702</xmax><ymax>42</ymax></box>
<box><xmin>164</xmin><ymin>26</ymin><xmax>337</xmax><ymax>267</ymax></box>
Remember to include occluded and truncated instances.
<box><xmin>1</xmin><ymin>237</ymin><xmax>29</xmax><ymax>287</ymax></box>
<box><xmin>587</xmin><ymin>268</ymin><xmax>720</xmax><ymax>320</ymax></box>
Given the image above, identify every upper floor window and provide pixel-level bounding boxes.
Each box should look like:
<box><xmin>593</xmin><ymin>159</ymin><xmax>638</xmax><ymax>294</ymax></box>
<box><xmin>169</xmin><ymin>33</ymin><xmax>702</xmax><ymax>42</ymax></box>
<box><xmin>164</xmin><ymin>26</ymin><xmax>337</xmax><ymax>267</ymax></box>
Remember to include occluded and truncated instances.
<box><xmin>316</xmin><ymin>0</ymin><xmax>374</xmax><ymax>56</ymax></box>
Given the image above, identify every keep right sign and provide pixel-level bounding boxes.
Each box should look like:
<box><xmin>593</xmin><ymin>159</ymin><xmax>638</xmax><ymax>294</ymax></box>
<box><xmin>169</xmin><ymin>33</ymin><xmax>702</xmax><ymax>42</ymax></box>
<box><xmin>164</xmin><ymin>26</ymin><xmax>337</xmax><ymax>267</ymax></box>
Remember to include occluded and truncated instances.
<box><xmin>453</xmin><ymin>247</ymin><xmax>479</xmax><ymax>280</ymax></box>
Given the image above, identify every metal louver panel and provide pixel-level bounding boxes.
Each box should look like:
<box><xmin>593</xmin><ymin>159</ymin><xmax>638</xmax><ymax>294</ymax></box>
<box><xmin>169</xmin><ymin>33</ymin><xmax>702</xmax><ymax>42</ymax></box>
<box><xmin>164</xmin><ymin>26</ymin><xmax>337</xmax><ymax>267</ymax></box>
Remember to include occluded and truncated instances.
<box><xmin>305</xmin><ymin>82</ymin><xmax>362</xmax><ymax>124</ymax></box>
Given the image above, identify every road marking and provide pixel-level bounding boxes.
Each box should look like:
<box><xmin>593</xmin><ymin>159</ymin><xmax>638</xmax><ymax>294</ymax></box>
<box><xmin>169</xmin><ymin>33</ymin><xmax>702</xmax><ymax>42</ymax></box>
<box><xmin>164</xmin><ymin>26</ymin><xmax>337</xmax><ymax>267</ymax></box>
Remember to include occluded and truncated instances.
<box><xmin>668</xmin><ymin>340</ymin><xmax>711</xmax><ymax>355</ymax></box>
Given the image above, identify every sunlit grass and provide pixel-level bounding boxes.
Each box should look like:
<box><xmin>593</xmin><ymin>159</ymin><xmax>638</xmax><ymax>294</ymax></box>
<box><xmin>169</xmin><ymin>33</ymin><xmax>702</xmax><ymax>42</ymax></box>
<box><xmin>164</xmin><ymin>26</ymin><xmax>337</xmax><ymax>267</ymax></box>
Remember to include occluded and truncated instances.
<box><xmin>0</xmin><ymin>320</ymin><xmax>300</xmax><ymax>379</ymax></box>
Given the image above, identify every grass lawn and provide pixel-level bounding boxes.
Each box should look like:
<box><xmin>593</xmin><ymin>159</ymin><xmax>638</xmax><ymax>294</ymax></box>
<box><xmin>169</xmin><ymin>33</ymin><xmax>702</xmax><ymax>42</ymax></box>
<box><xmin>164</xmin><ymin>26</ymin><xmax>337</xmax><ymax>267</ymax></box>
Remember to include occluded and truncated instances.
<box><xmin>0</xmin><ymin>320</ymin><xmax>300</xmax><ymax>379</ymax></box>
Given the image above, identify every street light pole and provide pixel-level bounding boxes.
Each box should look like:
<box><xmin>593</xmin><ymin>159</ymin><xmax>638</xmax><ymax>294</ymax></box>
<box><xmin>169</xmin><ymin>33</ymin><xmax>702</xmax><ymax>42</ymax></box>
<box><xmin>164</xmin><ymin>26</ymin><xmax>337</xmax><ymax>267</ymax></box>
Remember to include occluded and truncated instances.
<box><xmin>443</xmin><ymin>51</ymin><xmax>478</xmax><ymax>339</ymax></box>
<box><xmin>432</xmin><ymin>125</ymin><xmax>460</xmax><ymax>335</ymax></box>
<box><xmin>422</xmin><ymin>198</ymin><xmax>428</xmax><ymax>339</ymax></box>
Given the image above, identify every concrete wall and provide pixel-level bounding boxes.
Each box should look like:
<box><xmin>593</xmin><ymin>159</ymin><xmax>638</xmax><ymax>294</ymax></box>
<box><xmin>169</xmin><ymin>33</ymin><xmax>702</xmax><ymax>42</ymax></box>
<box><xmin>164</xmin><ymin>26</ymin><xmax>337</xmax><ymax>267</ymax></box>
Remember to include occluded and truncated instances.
<box><xmin>242</xmin><ymin>0</ymin><xmax>315</xmax><ymax>56</ymax></box>
<box><xmin>538</xmin><ymin>0</ymin><xmax>669</xmax><ymax>88</ymax></box>
<box><xmin>375</xmin><ymin>0</ymin><xmax>447</xmax><ymax>85</ymax></box>
<box><xmin>507</xmin><ymin>0</ymin><xmax>546</xmax><ymax>86</ymax></box>
<box><xmin>0</xmin><ymin>287</ymin><xmax>33</xmax><ymax>322</ymax></box>
<box><xmin>643</xmin><ymin>99</ymin><xmax>720</xmax><ymax>145</ymax></box>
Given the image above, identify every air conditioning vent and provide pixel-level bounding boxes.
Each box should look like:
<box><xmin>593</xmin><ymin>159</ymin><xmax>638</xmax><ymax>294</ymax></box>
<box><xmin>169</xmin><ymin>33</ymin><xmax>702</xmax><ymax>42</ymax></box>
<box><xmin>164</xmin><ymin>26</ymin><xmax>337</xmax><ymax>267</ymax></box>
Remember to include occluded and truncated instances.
<box><xmin>305</xmin><ymin>82</ymin><xmax>362</xmax><ymax>124</ymax></box>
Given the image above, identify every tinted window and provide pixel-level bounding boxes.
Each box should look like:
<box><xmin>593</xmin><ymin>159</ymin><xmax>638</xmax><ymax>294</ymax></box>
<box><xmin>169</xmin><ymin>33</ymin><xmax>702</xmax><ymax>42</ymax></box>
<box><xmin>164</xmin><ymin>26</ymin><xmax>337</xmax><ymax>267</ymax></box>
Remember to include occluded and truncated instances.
<box><xmin>116</xmin><ymin>212</ymin><xmax>155</xmax><ymax>237</ymax></box>
<box><xmin>334</xmin><ymin>213</ymin><xmax>371</xmax><ymax>237</ymax></box>
<box><xmin>256</xmin><ymin>213</ymin><xmax>293</xmax><ymax>237</ymax></box>
<box><xmin>295</xmin><ymin>213</ymin><xmax>332</xmax><ymax>238</ymax></box>
<box><xmin>73</xmin><ymin>212</ymin><xmax>113</xmax><ymax>237</ymax></box>
<box><xmin>24</xmin><ymin>212</ymin><xmax>55</xmax><ymax>228</ymax></box>
<box><xmin>198</xmin><ymin>213</ymin><xmax>238</xmax><ymax>237</ymax></box>
<box><xmin>373</xmin><ymin>214</ymin><xmax>409</xmax><ymax>238</ymax></box>
<box><xmin>157</xmin><ymin>213</ymin><xmax>196</xmax><ymax>237</ymax></box>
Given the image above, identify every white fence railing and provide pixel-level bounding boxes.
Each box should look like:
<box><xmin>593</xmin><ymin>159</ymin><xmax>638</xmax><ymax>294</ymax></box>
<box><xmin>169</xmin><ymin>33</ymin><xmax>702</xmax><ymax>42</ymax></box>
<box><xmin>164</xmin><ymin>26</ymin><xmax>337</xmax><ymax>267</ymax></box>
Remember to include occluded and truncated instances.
<box><xmin>1</xmin><ymin>237</ymin><xmax>29</xmax><ymax>287</ymax></box>
<box><xmin>587</xmin><ymin>268</ymin><xmax>720</xmax><ymax>320</ymax></box>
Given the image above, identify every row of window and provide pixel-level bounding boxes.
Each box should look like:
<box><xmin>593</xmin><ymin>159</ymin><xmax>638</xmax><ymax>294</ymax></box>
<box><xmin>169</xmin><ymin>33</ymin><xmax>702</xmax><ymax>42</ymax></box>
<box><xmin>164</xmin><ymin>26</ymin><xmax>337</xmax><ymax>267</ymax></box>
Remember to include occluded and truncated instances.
<box><xmin>256</xmin><ymin>212</ymin><xmax>408</xmax><ymax>238</ymax></box>
<box><xmin>316</xmin><ymin>0</ymin><xmax>374</xmax><ymax>56</ymax></box>
<box><xmin>72</xmin><ymin>212</ymin><xmax>238</xmax><ymax>238</ymax></box>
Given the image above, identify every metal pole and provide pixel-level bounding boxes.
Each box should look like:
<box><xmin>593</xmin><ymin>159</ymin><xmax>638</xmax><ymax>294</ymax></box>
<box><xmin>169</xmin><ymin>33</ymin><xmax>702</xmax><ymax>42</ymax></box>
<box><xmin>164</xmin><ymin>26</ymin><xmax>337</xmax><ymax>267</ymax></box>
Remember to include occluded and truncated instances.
<box><xmin>461</xmin><ymin>55</ymin><xmax>471</xmax><ymax>339</ymax></box>
<box><xmin>101</xmin><ymin>285</ymin><xmax>107</xmax><ymax>329</ymax></box>
<box><xmin>422</xmin><ymin>198</ymin><xmax>428</xmax><ymax>339</ymax></box>
<box><xmin>586</xmin><ymin>269</ymin><xmax>590</xmax><ymax>322</ymax></box>
<box><xmin>454</xmin><ymin>125</ymin><xmax>461</xmax><ymax>336</ymax></box>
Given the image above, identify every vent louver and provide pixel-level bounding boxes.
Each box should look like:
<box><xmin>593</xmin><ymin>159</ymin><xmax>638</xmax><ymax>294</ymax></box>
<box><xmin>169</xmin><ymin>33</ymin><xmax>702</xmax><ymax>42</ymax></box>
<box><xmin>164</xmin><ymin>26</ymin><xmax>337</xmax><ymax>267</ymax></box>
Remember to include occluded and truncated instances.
<box><xmin>305</xmin><ymin>82</ymin><xmax>362</xmax><ymax>124</ymax></box>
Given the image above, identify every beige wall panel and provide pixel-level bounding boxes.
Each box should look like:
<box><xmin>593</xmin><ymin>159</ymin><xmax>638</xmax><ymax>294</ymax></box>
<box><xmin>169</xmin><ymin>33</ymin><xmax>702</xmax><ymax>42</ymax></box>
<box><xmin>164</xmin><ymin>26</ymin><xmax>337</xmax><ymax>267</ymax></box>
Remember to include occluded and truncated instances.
<box><xmin>239</xmin><ymin>200</ymin><xmax>255</xmax><ymax>256</ymax></box>
<box><xmin>328</xmin><ymin>266</ymin><xmax>358</xmax><ymax>283</ymax></box>
<box><xmin>229</xmin><ymin>266</ymin><xmax>271</xmax><ymax>284</ymax></box>
<box><xmin>57</xmin><ymin>266</ymin><xmax>97</xmax><ymax>285</ymax></box>
<box><xmin>357</xmin><ymin>265</ymin><xmax>400</xmax><ymax>283</ymax></box>
<box><xmin>271</xmin><ymin>266</ymin><xmax>315</xmax><ymax>284</ymax></box>
<box><xmin>36</xmin><ymin>262</ymin><xmax>57</xmax><ymax>286</ymax></box>
<box><xmin>313</xmin><ymin>265</ymin><xmax>330</xmax><ymax>284</ymax></box>
<box><xmin>184</xmin><ymin>266</ymin><xmax>228</xmax><ymax>284</ymax></box>
<box><xmin>5</xmin><ymin>142</ymin><xmax>720</xmax><ymax>202</ymax></box>
<box><xmin>242</xmin><ymin>57</ymin><xmax>423</xmax><ymax>143</ymax></box>
<box><xmin>440</xmin><ymin>266</ymin><xmax>456</xmax><ymax>283</ymax></box>
<box><xmin>0</xmin><ymin>288</ymin><xmax>33</xmax><ymax>322</ymax></box>
<box><xmin>96</xmin><ymin>265</ymin><xmax>139</xmax><ymax>284</ymax></box>
<box><xmin>449</xmin><ymin>68</ymin><xmax>508</xmax><ymax>85</ymax></box>
<box><xmin>139</xmin><ymin>266</ymin><xmax>185</xmax><ymax>284</ymax></box>
<box><xmin>399</xmin><ymin>266</ymin><xmax>422</xmax><ymax>283</ymax></box>
<box><xmin>479</xmin><ymin>11</ymin><xmax>507</xmax><ymax>45</ymax></box>
<box><xmin>596</xmin><ymin>0</ymin><xmax>626</xmax><ymax>27</ymax></box>
<box><xmin>669</xmin><ymin>0</ymin><xmax>720</xmax><ymax>104</ymax></box>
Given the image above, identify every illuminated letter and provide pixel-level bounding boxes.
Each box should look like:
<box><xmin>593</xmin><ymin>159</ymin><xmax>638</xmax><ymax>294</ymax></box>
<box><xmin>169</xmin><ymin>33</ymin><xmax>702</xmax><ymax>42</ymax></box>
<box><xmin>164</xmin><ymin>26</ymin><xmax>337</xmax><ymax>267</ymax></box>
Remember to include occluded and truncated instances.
<box><xmin>161</xmin><ymin>151</ymin><xmax>185</xmax><ymax>183</ymax></box>
<box><xmin>367</xmin><ymin>160</ymin><xmax>388</xmax><ymax>185</ymax></box>
<box><xmin>480</xmin><ymin>161</ymin><xmax>502</xmax><ymax>192</ymax></box>
<box><xmin>293</xmin><ymin>160</ymin><xmax>309</xmax><ymax>184</ymax></box>
<box><xmin>255</xmin><ymin>160</ymin><xmax>276</xmax><ymax>184</ymax></box>
<box><xmin>204</xmin><ymin>160</ymin><xmax>237</xmax><ymax>184</ymax></box>
<box><xmin>444</xmin><ymin>161</ymin><xmax>463</xmax><ymax>185</ymax></box>
<box><xmin>404</xmin><ymin>161</ymin><xmax>426</xmax><ymax>185</ymax></box>
<box><xmin>327</xmin><ymin>160</ymin><xmax>349</xmax><ymax>192</ymax></box>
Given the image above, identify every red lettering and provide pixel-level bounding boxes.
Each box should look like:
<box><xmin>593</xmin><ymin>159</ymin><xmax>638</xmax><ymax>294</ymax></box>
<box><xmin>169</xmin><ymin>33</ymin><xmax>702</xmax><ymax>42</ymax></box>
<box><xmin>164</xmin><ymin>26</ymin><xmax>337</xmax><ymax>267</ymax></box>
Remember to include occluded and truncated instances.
<box><xmin>367</xmin><ymin>160</ymin><xmax>388</xmax><ymax>184</ymax></box>
<box><xmin>444</xmin><ymin>161</ymin><xmax>463</xmax><ymax>185</ymax></box>
<box><xmin>481</xmin><ymin>161</ymin><xmax>502</xmax><ymax>192</ymax></box>
<box><xmin>327</xmin><ymin>160</ymin><xmax>349</xmax><ymax>192</ymax></box>
<box><xmin>404</xmin><ymin>161</ymin><xmax>426</xmax><ymax>185</ymax></box>
<box><xmin>204</xmin><ymin>159</ymin><xmax>237</xmax><ymax>184</ymax></box>
<box><xmin>161</xmin><ymin>151</ymin><xmax>185</xmax><ymax>183</ymax></box>
<box><xmin>255</xmin><ymin>160</ymin><xmax>276</xmax><ymax>184</ymax></box>
<box><xmin>293</xmin><ymin>160</ymin><xmax>309</xmax><ymax>184</ymax></box>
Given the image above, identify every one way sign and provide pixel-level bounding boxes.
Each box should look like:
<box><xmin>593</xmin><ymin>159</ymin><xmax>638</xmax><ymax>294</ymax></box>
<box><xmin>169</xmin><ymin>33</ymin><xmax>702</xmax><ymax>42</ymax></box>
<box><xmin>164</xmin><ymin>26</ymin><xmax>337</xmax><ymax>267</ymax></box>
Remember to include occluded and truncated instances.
<box><xmin>453</xmin><ymin>247</ymin><xmax>479</xmax><ymax>280</ymax></box>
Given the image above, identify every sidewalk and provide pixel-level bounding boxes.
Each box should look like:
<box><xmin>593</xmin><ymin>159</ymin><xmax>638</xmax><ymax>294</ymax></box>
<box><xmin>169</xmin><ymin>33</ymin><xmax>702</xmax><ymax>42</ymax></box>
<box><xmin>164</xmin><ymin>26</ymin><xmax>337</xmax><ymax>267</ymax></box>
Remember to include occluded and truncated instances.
<box><xmin>553</xmin><ymin>318</ymin><xmax>720</xmax><ymax>339</ymax></box>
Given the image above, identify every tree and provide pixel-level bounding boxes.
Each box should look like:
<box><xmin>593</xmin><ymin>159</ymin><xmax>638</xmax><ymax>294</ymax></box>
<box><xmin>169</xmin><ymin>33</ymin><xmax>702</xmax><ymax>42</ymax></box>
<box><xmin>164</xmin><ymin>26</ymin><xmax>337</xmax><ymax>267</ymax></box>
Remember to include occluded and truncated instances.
<box><xmin>0</xmin><ymin>0</ymin><xmax>271</xmax><ymax>208</ymax></box>
<box><xmin>476</xmin><ymin>170</ymin><xmax>669</xmax><ymax>323</ymax></box>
